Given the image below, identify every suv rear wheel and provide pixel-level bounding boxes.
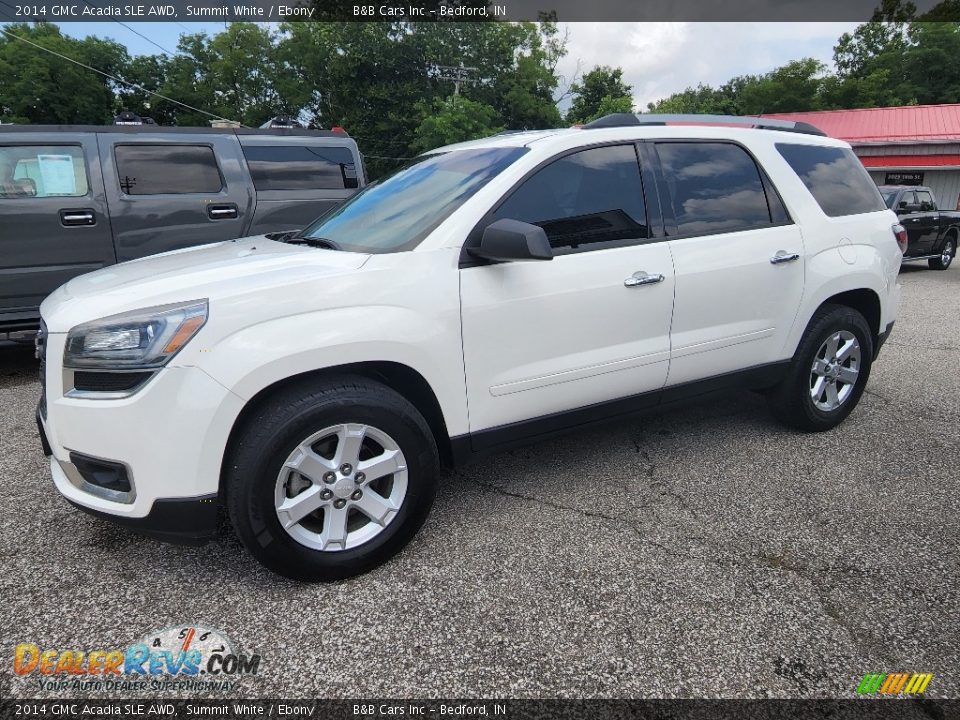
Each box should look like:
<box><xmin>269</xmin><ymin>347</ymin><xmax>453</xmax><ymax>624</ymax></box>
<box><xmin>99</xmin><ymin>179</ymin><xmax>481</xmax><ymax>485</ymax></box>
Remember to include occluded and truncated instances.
<box><xmin>929</xmin><ymin>236</ymin><xmax>956</xmax><ymax>270</ymax></box>
<box><xmin>225</xmin><ymin>376</ymin><xmax>439</xmax><ymax>581</ymax></box>
<box><xmin>768</xmin><ymin>304</ymin><xmax>874</xmax><ymax>432</ymax></box>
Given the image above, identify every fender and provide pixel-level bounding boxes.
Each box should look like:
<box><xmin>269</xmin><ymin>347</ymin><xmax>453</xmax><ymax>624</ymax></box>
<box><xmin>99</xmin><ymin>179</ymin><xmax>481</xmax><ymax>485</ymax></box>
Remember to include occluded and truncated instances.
<box><xmin>782</xmin><ymin>244</ymin><xmax>891</xmax><ymax>358</ymax></box>
<box><xmin>193</xmin><ymin>304</ymin><xmax>470</xmax><ymax>438</ymax></box>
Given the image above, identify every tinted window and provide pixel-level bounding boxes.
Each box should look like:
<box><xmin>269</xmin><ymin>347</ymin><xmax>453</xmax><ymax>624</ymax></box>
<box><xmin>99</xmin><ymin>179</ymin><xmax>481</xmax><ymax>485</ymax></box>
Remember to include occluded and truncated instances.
<box><xmin>0</xmin><ymin>145</ymin><xmax>88</xmax><ymax>198</ymax></box>
<box><xmin>915</xmin><ymin>190</ymin><xmax>936</xmax><ymax>211</ymax></box>
<box><xmin>302</xmin><ymin>147</ymin><xmax>526</xmax><ymax>254</ymax></box>
<box><xmin>656</xmin><ymin>142</ymin><xmax>772</xmax><ymax>235</ymax></box>
<box><xmin>115</xmin><ymin>145</ymin><xmax>222</xmax><ymax>195</ymax></box>
<box><xmin>243</xmin><ymin>145</ymin><xmax>358</xmax><ymax>191</ymax></box>
<box><xmin>493</xmin><ymin>145</ymin><xmax>648</xmax><ymax>252</ymax></box>
<box><xmin>776</xmin><ymin>143</ymin><xmax>885</xmax><ymax>217</ymax></box>
<box><xmin>880</xmin><ymin>189</ymin><xmax>900</xmax><ymax>209</ymax></box>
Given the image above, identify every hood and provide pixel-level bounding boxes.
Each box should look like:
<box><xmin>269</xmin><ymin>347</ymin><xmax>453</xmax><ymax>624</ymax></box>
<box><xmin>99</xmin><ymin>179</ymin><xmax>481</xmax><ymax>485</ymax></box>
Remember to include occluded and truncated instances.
<box><xmin>40</xmin><ymin>236</ymin><xmax>370</xmax><ymax>332</ymax></box>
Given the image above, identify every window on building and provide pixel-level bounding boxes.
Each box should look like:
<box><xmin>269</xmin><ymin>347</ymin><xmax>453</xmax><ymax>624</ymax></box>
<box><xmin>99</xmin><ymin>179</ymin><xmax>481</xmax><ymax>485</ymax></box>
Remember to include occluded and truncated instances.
<box><xmin>114</xmin><ymin>145</ymin><xmax>223</xmax><ymax>195</ymax></box>
<box><xmin>242</xmin><ymin>145</ymin><xmax>359</xmax><ymax>190</ymax></box>
<box><xmin>776</xmin><ymin>143</ymin><xmax>885</xmax><ymax>217</ymax></box>
<box><xmin>656</xmin><ymin>142</ymin><xmax>773</xmax><ymax>235</ymax></box>
<box><xmin>492</xmin><ymin>144</ymin><xmax>649</xmax><ymax>253</ymax></box>
<box><xmin>0</xmin><ymin>145</ymin><xmax>89</xmax><ymax>198</ymax></box>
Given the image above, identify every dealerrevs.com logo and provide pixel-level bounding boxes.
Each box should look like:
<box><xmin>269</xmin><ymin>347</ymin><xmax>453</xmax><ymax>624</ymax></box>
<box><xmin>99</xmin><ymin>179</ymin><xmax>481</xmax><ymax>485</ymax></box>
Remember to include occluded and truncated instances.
<box><xmin>13</xmin><ymin>626</ymin><xmax>262</xmax><ymax>693</ymax></box>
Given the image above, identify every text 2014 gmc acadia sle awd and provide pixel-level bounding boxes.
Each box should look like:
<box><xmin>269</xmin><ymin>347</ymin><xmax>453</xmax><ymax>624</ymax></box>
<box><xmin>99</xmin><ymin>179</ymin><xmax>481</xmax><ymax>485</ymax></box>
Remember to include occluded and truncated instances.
<box><xmin>36</xmin><ymin>114</ymin><xmax>903</xmax><ymax>581</ymax></box>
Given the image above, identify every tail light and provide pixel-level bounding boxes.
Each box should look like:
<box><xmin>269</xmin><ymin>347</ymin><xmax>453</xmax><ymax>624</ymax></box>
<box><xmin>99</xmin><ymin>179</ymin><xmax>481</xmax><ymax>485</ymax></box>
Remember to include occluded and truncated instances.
<box><xmin>892</xmin><ymin>223</ymin><xmax>908</xmax><ymax>254</ymax></box>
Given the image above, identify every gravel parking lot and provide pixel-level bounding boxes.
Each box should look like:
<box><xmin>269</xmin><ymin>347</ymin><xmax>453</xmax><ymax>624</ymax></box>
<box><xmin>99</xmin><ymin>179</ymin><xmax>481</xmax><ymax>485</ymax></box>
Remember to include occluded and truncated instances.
<box><xmin>1</xmin><ymin>264</ymin><xmax>957</xmax><ymax>700</ymax></box>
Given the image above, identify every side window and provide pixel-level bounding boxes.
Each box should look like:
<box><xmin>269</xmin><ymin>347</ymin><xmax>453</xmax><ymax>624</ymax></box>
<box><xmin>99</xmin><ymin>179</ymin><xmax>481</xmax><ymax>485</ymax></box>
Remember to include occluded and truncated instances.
<box><xmin>492</xmin><ymin>144</ymin><xmax>649</xmax><ymax>253</ymax></box>
<box><xmin>776</xmin><ymin>143</ymin><xmax>885</xmax><ymax>217</ymax></box>
<box><xmin>0</xmin><ymin>145</ymin><xmax>89</xmax><ymax>198</ymax></box>
<box><xmin>655</xmin><ymin>142</ymin><xmax>773</xmax><ymax>235</ymax></box>
<box><xmin>114</xmin><ymin>145</ymin><xmax>223</xmax><ymax>195</ymax></box>
<box><xmin>242</xmin><ymin>145</ymin><xmax>359</xmax><ymax>191</ymax></box>
<box><xmin>916</xmin><ymin>190</ymin><xmax>936</xmax><ymax>211</ymax></box>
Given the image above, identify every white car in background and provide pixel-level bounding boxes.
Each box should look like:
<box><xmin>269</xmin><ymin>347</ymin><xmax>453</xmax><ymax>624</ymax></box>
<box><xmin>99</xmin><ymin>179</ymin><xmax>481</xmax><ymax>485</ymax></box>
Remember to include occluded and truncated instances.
<box><xmin>36</xmin><ymin>114</ymin><xmax>902</xmax><ymax>581</ymax></box>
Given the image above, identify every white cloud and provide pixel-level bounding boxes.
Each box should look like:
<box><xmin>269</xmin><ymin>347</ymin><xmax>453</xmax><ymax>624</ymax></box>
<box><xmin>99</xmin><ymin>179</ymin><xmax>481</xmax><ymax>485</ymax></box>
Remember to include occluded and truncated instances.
<box><xmin>556</xmin><ymin>22</ymin><xmax>860</xmax><ymax>110</ymax></box>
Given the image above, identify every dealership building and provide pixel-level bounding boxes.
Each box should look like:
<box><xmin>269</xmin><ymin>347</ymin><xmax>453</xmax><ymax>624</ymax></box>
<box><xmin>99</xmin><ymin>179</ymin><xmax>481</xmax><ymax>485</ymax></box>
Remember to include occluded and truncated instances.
<box><xmin>767</xmin><ymin>104</ymin><xmax>960</xmax><ymax>211</ymax></box>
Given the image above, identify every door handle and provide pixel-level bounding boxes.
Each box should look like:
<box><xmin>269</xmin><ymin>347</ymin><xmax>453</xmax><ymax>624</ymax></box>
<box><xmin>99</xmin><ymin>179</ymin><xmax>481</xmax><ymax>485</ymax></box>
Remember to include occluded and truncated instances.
<box><xmin>770</xmin><ymin>251</ymin><xmax>800</xmax><ymax>265</ymax></box>
<box><xmin>624</xmin><ymin>271</ymin><xmax>665</xmax><ymax>287</ymax></box>
<box><xmin>59</xmin><ymin>209</ymin><xmax>96</xmax><ymax>227</ymax></box>
<box><xmin>207</xmin><ymin>204</ymin><xmax>238</xmax><ymax>220</ymax></box>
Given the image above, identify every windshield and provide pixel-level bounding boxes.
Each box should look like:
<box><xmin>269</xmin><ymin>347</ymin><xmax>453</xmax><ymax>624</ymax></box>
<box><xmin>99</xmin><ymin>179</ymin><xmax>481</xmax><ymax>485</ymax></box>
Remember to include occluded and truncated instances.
<box><xmin>880</xmin><ymin>189</ymin><xmax>900</xmax><ymax>208</ymax></box>
<box><xmin>301</xmin><ymin>146</ymin><xmax>528</xmax><ymax>253</ymax></box>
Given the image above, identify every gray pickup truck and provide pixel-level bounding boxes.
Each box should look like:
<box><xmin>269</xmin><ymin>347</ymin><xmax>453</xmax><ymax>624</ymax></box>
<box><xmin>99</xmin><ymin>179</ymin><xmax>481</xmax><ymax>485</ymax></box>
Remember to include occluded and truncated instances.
<box><xmin>879</xmin><ymin>185</ymin><xmax>959</xmax><ymax>270</ymax></box>
<box><xmin>0</xmin><ymin>125</ymin><xmax>364</xmax><ymax>333</ymax></box>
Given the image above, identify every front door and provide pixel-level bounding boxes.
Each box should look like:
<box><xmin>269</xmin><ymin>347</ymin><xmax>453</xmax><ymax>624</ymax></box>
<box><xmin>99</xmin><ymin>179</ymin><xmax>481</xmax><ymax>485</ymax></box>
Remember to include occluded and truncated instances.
<box><xmin>0</xmin><ymin>134</ymin><xmax>114</xmax><ymax>324</ymax></box>
<box><xmin>459</xmin><ymin>144</ymin><xmax>675</xmax><ymax>443</ymax></box>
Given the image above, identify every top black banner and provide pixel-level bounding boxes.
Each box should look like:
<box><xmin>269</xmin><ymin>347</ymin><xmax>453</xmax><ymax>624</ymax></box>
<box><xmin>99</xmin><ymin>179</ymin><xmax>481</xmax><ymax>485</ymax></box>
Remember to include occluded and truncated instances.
<box><xmin>1</xmin><ymin>0</ymin><xmax>959</xmax><ymax>22</ymax></box>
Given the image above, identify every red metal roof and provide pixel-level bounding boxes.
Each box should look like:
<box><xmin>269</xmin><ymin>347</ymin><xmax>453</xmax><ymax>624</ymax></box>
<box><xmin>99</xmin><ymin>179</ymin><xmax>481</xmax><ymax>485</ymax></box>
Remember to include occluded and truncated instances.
<box><xmin>763</xmin><ymin>104</ymin><xmax>960</xmax><ymax>144</ymax></box>
<box><xmin>859</xmin><ymin>154</ymin><xmax>960</xmax><ymax>168</ymax></box>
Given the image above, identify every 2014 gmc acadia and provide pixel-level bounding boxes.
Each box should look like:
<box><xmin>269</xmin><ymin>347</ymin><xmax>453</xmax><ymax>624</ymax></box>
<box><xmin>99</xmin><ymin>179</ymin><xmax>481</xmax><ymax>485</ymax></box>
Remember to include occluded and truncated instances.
<box><xmin>36</xmin><ymin>114</ymin><xmax>903</xmax><ymax>581</ymax></box>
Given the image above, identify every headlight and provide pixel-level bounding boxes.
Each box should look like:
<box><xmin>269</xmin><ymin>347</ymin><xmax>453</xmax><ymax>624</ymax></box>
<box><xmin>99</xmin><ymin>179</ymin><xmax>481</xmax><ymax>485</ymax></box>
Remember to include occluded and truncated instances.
<box><xmin>64</xmin><ymin>300</ymin><xmax>208</xmax><ymax>369</ymax></box>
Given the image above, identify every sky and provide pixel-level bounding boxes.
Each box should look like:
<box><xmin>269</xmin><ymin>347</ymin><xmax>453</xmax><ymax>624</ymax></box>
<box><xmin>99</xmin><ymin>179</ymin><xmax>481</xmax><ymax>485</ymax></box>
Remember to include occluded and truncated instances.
<box><xmin>53</xmin><ymin>21</ymin><xmax>861</xmax><ymax>110</ymax></box>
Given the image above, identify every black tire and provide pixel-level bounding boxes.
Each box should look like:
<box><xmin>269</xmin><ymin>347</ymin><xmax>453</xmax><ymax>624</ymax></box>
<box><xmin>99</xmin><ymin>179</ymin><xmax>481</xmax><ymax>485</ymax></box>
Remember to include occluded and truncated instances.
<box><xmin>929</xmin><ymin>236</ymin><xmax>956</xmax><ymax>270</ymax></box>
<box><xmin>225</xmin><ymin>375</ymin><xmax>439</xmax><ymax>581</ymax></box>
<box><xmin>768</xmin><ymin>304</ymin><xmax>874</xmax><ymax>432</ymax></box>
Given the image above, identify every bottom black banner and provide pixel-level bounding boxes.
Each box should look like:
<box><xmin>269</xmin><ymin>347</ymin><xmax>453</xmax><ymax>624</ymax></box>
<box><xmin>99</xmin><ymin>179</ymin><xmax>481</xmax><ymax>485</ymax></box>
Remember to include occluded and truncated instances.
<box><xmin>0</xmin><ymin>700</ymin><xmax>957</xmax><ymax>720</ymax></box>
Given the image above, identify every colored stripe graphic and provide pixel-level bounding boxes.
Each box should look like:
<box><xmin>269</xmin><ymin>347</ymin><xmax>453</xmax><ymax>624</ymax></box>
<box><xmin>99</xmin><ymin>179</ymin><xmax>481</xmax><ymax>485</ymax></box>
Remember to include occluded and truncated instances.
<box><xmin>181</xmin><ymin>627</ymin><xmax>196</xmax><ymax>652</ymax></box>
<box><xmin>859</xmin><ymin>672</ymin><xmax>933</xmax><ymax>695</ymax></box>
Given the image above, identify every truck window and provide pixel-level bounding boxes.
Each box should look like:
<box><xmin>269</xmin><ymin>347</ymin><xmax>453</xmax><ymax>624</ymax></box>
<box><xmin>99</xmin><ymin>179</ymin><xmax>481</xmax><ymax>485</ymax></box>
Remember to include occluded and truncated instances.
<box><xmin>114</xmin><ymin>145</ymin><xmax>223</xmax><ymax>195</ymax></box>
<box><xmin>492</xmin><ymin>144</ymin><xmax>649</xmax><ymax>253</ymax></box>
<box><xmin>242</xmin><ymin>145</ymin><xmax>359</xmax><ymax>190</ymax></box>
<box><xmin>655</xmin><ymin>141</ymin><xmax>773</xmax><ymax>236</ymax></box>
<box><xmin>776</xmin><ymin>143</ymin><xmax>885</xmax><ymax>217</ymax></box>
<box><xmin>915</xmin><ymin>190</ymin><xmax>936</xmax><ymax>211</ymax></box>
<box><xmin>0</xmin><ymin>146</ymin><xmax>89</xmax><ymax>198</ymax></box>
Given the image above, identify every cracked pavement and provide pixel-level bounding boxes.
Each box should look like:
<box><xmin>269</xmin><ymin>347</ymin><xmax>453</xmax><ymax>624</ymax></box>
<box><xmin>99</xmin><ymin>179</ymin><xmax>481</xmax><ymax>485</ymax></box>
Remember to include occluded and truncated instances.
<box><xmin>1</xmin><ymin>264</ymin><xmax>957</xmax><ymax>699</ymax></box>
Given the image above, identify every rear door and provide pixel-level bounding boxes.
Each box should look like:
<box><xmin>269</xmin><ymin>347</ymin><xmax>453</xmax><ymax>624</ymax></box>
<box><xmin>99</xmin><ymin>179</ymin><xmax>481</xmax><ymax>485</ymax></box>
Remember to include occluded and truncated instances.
<box><xmin>238</xmin><ymin>135</ymin><xmax>363</xmax><ymax>235</ymax></box>
<box><xmin>99</xmin><ymin>132</ymin><xmax>252</xmax><ymax>262</ymax></box>
<box><xmin>0</xmin><ymin>134</ymin><xmax>114</xmax><ymax>325</ymax></box>
<box><xmin>655</xmin><ymin>140</ymin><xmax>806</xmax><ymax>386</ymax></box>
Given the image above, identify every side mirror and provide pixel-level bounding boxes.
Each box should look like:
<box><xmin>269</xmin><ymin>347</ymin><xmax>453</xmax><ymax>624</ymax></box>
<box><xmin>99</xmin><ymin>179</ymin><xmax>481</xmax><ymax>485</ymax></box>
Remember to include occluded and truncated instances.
<box><xmin>468</xmin><ymin>219</ymin><xmax>553</xmax><ymax>262</ymax></box>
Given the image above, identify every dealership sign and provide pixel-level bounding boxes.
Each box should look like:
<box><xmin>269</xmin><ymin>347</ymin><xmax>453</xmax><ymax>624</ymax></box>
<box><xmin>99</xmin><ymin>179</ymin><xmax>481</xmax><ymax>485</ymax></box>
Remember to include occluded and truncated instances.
<box><xmin>885</xmin><ymin>171</ymin><xmax>925</xmax><ymax>185</ymax></box>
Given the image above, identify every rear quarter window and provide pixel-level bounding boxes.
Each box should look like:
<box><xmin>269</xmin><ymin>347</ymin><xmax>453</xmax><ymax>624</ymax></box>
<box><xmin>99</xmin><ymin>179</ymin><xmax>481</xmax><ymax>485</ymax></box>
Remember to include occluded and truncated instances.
<box><xmin>776</xmin><ymin>143</ymin><xmax>885</xmax><ymax>218</ymax></box>
<box><xmin>242</xmin><ymin>145</ymin><xmax>359</xmax><ymax>190</ymax></box>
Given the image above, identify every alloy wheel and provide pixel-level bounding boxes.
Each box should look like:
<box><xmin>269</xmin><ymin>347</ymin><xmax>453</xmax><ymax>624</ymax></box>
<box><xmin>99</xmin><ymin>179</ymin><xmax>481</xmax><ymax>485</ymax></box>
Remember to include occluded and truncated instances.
<box><xmin>809</xmin><ymin>330</ymin><xmax>861</xmax><ymax>412</ymax></box>
<box><xmin>274</xmin><ymin>423</ymin><xmax>408</xmax><ymax>552</ymax></box>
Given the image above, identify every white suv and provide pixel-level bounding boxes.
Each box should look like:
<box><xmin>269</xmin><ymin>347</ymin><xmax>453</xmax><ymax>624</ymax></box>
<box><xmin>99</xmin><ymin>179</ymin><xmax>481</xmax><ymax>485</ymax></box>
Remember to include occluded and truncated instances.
<box><xmin>36</xmin><ymin>114</ymin><xmax>902</xmax><ymax>581</ymax></box>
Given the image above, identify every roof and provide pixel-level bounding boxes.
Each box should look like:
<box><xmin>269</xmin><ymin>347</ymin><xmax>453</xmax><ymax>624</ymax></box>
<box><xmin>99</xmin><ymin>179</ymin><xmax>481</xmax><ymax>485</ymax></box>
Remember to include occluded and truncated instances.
<box><xmin>0</xmin><ymin>125</ymin><xmax>352</xmax><ymax>139</ymax></box>
<box><xmin>762</xmin><ymin>104</ymin><xmax>960</xmax><ymax>144</ymax></box>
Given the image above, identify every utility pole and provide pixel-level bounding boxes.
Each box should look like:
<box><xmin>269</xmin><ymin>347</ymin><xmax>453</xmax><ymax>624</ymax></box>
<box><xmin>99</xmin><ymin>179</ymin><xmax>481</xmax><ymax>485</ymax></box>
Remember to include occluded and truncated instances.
<box><xmin>431</xmin><ymin>64</ymin><xmax>480</xmax><ymax>97</ymax></box>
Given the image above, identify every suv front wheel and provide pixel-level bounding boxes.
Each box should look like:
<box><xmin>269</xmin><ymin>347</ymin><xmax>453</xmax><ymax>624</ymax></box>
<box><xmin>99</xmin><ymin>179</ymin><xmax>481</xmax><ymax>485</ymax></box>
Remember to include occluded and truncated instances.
<box><xmin>768</xmin><ymin>304</ymin><xmax>874</xmax><ymax>432</ymax></box>
<box><xmin>225</xmin><ymin>376</ymin><xmax>440</xmax><ymax>581</ymax></box>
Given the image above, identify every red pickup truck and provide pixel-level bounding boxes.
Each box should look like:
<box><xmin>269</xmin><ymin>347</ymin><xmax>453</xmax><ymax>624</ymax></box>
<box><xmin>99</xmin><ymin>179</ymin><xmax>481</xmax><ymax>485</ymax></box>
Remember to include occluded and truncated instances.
<box><xmin>880</xmin><ymin>185</ymin><xmax>960</xmax><ymax>270</ymax></box>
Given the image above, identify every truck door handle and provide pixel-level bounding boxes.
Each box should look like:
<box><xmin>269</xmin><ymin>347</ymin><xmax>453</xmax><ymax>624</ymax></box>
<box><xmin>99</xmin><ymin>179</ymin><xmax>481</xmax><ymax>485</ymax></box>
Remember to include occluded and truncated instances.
<box><xmin>624</xmin><ymin>271</ymin><xmax>665</xmax><ymax>287</ymax></box>
<box><xmin>59</xmin><ymin>209</ymin><xmax>96</xmax><ymax>227</ymax></box>
<box><xmin>207</xmin><ymin>204</ymin><xmax>238</xmax><ymax>220</ymax></box>
<box><xmin>770</xmin><ymin>251</ymin><xmax>800</xmax><ymax>265</ymax></box>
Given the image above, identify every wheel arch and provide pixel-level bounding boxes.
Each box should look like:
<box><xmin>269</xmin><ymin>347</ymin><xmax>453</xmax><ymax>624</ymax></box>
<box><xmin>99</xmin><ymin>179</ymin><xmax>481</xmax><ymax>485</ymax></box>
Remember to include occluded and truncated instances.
<box><xmin>812</xmin><ymin>288</ymin><xmax>882</xmax><ymax>357</ymax></box>
<box><xmin>219</xmin><ymin>362</ymin><xmax>455</xmax><ymax>497</ymax></box>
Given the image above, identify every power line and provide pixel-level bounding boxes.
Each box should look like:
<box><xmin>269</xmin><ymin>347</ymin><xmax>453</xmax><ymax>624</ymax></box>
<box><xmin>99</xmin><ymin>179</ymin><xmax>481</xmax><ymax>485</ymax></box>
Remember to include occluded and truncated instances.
<box><xmin>81</xmin><ymin>0</ymin><xmax>180</xmax><ymax>57</ymax></box>
<box><xmin>0</xmin><ymin>24</ymin><xmax>239</xmax><ymax>124</ymax></box>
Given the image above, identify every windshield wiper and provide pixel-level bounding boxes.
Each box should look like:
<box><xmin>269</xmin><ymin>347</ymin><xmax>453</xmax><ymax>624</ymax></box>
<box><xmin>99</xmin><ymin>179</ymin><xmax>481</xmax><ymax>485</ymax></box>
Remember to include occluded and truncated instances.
<box><xmin>270</xmin><ymin>233</ymin><xmax>342</xmax><ymax>251</ymax></box>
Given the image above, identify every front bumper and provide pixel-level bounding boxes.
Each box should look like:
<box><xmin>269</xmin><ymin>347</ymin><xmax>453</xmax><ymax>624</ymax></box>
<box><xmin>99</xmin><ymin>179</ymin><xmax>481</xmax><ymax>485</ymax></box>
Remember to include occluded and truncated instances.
<box><xmin>39</xmin><ymin>333</ymin><xmax>245</xmax><ymax>542</ymax></box>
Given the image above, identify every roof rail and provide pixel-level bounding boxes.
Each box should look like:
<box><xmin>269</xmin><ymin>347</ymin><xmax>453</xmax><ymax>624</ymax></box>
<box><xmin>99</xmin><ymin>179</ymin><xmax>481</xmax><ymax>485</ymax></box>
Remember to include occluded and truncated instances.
<box><xmin>582</xmin><ymin>113</ymin><xmax>826</xmax><ymax>137</ymax></box>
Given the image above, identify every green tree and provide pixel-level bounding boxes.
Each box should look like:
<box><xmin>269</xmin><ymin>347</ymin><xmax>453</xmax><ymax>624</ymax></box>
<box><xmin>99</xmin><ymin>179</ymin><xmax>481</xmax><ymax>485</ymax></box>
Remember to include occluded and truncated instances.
<box><xmin>411</xmin><ymin>96</ymin><xmax>503</xmax><ymax>152</ymax></box>
<box><xmin>0</xmin><ymin>23</ymin><xmax>127</xmax><ymax>124</ymax></box>
<box><xmin>565</xmin><ymin>65</ymin><xmax>632</xmax><ymax>124</ymax></box>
